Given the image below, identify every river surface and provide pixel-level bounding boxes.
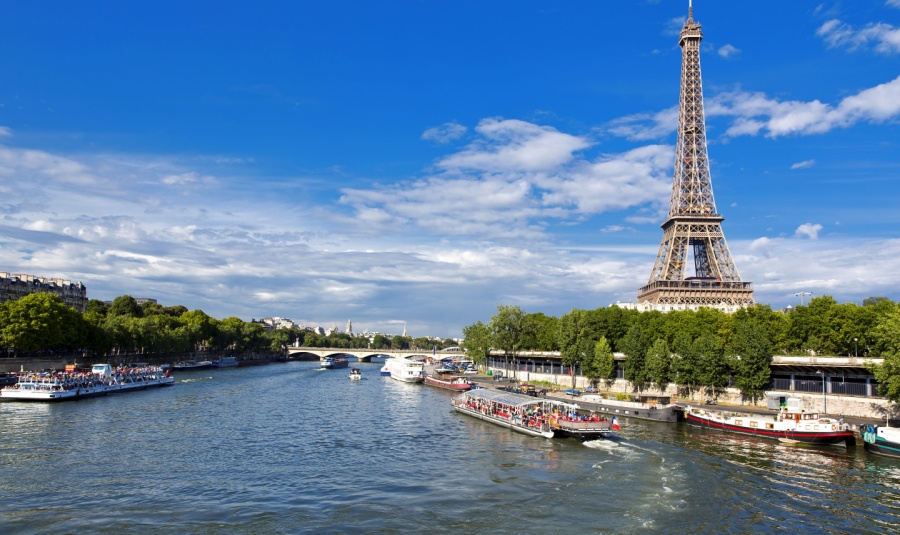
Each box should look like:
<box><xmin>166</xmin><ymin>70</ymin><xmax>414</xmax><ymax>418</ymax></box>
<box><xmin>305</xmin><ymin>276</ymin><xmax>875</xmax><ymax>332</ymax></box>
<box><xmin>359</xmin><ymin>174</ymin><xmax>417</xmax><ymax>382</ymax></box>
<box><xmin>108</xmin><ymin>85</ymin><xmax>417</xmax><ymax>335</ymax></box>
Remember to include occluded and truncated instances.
<box><xmin>1</xmin><ymin>360</ymin><xmax>899</xmax><ymax>534</ymax></box>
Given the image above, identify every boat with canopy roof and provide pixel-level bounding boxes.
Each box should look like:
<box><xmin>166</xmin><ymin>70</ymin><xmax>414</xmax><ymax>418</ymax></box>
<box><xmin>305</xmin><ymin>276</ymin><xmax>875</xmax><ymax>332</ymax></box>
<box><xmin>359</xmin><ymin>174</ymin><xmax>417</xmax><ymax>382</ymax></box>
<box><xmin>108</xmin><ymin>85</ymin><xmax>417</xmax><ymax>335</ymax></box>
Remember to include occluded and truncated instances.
<box><xmin>452</xmin><ymin>388</ymin><xmax>615</xmax><ymax>439</ymax></box>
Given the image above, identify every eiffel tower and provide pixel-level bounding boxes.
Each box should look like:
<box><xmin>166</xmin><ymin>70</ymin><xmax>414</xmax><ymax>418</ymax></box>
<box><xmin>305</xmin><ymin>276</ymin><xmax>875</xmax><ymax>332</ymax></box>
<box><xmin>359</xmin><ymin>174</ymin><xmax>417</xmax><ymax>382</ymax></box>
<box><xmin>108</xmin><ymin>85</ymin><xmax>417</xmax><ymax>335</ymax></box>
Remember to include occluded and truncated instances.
<box><xmin>636</xmin><ymin>2</ymin><xmax>754</xmax><ymax>310</ymax></box>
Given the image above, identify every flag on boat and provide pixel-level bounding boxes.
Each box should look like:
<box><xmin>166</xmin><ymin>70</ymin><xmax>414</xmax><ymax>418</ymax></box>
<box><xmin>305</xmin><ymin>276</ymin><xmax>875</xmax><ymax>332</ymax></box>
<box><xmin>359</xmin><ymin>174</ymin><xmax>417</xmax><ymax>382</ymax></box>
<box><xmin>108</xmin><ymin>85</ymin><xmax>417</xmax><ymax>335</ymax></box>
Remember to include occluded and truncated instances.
<box><xmin>612</xmin><ymin>416</ymin><xmax>621</xmax><ymax>431</ymax></box>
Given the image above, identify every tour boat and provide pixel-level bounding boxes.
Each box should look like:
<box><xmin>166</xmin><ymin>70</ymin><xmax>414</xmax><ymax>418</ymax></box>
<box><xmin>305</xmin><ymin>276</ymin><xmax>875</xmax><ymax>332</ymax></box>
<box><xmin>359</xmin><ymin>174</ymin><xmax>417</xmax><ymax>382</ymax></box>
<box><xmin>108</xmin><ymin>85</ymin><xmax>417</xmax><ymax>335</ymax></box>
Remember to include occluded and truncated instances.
<box><xmin>685</xmin><ymin>398</ymin><xmax>855</xmax><ymax>447</ymax></box>
<box><xmin>860</xmin><ymin>424</ymin><xmax>900</xmax><ymax>458</ymax></box>
<box><xmin>379</xmin><ymin>364</ymin><xmax>391</xmax><ymax>376</ymax></box>
<box><xmin>320</xmin><ymin>357</ymin><xmax>349</xmax><ymax>369</ymax></box>
<box><xmin>424</xmin><ymin>370</ymin><xmax>473</xmax><ymax>391</ymax></box>
<box><xmin>349</xmin><ymin>368</ymin><xmax>362</xmax><ymax>381</ymax></box>
<box><xmin>211</xmin><ymin>356</ymin><xmax>239</xmax><ymax>368</ymax></box>
<box><xmin>386</xmin><ymin>357</ymin><xmax>425</xmax><ymax>383</ymax></box>
<box><xmin>171</xmin><ymin>360</ymin><xmax>214</xmax><ymax>371</ymax></box>
<box><xmin>0</xmin><ymin>372</ymin><xmax>18</xmax><ymax>387</ymax></box>
<box><xmin>1</xmin><ymin>365</ymin><xmax>174</xmax><ymax>402</ymax></box>
<box><xmin>452</xmin><ymin>388</ymin><xmax>615</xmax><ymax>440</ymax></box>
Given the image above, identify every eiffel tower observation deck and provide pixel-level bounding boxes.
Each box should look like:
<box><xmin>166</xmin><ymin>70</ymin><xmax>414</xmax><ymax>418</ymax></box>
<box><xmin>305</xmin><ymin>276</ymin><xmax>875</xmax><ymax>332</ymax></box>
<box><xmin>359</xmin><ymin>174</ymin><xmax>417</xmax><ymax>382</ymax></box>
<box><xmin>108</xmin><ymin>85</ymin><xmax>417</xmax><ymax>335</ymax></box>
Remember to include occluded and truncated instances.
<box><xmin>636</xmin><ymin>2</ymin><xmax>754</xmax><ymax>311</ymax></box>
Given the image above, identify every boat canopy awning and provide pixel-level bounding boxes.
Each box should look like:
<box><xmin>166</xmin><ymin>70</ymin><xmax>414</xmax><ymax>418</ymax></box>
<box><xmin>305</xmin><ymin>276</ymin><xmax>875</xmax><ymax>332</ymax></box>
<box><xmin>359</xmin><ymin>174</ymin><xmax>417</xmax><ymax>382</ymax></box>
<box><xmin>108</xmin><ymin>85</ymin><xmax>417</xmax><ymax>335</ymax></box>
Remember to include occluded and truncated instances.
<box><xmin>464</xmin><ymin>388</ymin><xmax>574</xmax><ymax>409</ymax></box>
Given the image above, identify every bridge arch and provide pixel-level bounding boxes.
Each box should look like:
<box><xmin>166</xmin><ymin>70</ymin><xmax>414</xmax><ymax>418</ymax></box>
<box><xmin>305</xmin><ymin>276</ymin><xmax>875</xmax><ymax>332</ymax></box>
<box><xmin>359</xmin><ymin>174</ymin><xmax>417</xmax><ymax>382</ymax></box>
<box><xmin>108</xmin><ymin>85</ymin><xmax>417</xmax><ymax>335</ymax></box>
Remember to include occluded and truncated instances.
<box><xmin>286</xmin><ymin>347</ymin><xmax>438</xmax><ymax>363</ymax></box>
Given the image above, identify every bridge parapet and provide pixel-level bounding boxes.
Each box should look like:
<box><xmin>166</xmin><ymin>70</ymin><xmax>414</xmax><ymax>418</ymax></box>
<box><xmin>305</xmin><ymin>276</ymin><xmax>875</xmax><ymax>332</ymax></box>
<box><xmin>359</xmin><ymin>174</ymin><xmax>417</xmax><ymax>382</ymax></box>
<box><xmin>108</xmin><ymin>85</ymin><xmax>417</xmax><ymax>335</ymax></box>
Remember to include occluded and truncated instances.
<box><xmin>286</xmin><ymin>347</ymin><xmax>443</xmax><ymax>362</ymax></box>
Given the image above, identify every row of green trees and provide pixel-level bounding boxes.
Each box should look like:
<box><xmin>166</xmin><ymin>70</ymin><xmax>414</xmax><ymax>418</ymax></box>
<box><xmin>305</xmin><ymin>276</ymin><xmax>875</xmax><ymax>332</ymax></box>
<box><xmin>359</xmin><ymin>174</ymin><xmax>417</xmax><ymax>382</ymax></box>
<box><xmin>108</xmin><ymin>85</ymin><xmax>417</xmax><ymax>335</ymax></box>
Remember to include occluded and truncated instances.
<box><xmin>0</xmin><ymin>292</ymin><xmax>459</xmax><ymax>359</ymax></box>
<box><xmin>462</xmin><ymin>297</ymin><xmax>900</xmax><ymax>401</ymax></box>
<box><xmin>1</xmin><ymin>293</ymin><xmax>283</xmax><ymax>357</ymax></box>
<box><xmin>298</xmin><ymin>330</ymin><xmax>457</xmax><ymax>352</ymax></box>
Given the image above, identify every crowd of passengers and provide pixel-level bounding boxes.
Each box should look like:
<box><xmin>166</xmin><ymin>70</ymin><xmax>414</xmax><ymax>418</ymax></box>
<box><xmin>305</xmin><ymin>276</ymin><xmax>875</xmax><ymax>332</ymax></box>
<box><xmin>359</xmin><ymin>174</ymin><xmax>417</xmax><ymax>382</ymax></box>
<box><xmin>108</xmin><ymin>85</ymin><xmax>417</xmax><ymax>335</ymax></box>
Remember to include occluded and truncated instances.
<box><xmin>3</xmin><ymin>366</ymin><xmax>167</xmax><ymax>391</ymax></box>
<box><xmin>456</xmin><ymin>398</ymin><xmax>609</xmax><ymax>430</ymax></box>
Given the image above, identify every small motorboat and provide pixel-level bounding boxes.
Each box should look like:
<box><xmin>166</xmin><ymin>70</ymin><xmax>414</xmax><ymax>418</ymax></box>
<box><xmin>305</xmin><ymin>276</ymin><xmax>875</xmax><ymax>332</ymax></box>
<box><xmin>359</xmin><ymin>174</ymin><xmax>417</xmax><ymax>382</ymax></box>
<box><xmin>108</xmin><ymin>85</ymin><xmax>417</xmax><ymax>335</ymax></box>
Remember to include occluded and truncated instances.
<box><xmin>349</xmin><ymin>368</ymin><xmax>362</xmax><ymax>381</ymax></box>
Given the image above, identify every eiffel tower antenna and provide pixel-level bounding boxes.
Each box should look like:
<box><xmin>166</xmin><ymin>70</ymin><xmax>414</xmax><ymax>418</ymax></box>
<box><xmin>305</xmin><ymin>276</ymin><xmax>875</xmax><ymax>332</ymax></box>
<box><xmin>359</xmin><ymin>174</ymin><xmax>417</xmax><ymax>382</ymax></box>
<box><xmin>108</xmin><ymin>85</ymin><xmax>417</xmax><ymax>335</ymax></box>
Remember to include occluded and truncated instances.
<box><xmin>636</xmin><ymin>1</ymin><xmax>754</xmax><ymax>311</ymax></box>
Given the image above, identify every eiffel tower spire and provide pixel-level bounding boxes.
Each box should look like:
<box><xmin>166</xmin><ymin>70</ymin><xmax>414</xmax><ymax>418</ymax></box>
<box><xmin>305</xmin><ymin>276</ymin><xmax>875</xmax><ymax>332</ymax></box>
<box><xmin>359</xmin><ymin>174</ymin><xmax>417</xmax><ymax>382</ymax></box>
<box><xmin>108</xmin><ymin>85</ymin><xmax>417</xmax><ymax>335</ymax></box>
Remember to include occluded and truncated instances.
<box><xmin>637</xmin><ymin>2</ymin><xmax>754</xmax><ymax>311</ymax></box>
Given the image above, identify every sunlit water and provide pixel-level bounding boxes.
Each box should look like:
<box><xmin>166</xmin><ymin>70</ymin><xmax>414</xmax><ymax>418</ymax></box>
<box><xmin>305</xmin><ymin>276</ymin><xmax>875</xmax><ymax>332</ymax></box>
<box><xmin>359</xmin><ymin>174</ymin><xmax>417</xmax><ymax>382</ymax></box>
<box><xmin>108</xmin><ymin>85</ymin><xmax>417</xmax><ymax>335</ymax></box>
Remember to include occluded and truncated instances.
<box><xmin>1</xmin><ymin>361</ymin><xmax>899</xmax><ymax>534</ymax></box>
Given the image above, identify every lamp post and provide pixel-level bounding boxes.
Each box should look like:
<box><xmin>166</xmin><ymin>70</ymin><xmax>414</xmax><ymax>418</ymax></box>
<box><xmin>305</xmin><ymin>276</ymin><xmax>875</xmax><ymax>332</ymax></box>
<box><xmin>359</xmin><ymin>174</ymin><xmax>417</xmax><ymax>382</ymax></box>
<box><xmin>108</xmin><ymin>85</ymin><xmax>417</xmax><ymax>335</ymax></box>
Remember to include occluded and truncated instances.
<box><xmin>816</xmin><ymin>370</ymin><xmax>826</xmax><ymax>415</ymax></box>
<box><xmin>854</xmin><ymin>338</ymin><xmax>858</xmax><ymax>358</ymax></box>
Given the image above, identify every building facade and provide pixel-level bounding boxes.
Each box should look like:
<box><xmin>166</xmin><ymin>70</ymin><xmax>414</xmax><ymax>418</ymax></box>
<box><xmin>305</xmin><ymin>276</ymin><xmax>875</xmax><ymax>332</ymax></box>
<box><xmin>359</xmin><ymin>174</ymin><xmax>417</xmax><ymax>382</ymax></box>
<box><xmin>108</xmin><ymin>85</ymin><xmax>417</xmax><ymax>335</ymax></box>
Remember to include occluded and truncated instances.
<box><xmin>0</xmin><ymin>272</ymin><xmax>88</xmax><ymax>313</ymax></box>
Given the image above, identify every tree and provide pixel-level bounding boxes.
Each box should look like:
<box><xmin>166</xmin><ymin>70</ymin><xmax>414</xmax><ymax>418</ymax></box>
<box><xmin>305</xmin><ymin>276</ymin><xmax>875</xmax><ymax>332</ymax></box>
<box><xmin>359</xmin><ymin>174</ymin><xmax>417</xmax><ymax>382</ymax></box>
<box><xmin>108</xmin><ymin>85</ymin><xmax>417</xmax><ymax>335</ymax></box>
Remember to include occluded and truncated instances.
<box><xmin>462</xmin><ymin>321</ymin><xmax>492</xmax><ymax>367</ymax></box>
<box><xmin>585</xmin><ymin>336</ymin><xmax>615</xmax><ymax>386</ymax></box>
<box><xmin>871</xmin><ymin>303</ymin><xmax>900</xmax><ymax>402</ymax></box>
<box><xmin>86</xmin><ymin>299</ymin><xmax>109</xmax><ymax>317</ymax></box>
<box><xmin>267</xmin><ymin>328</ymin><xmax>291</xmax><ymax>353</ymax></box>
<box><xmin>695</xmin><ymin>332</ymin><xmax>727</xmax><ymax>397</ymax></box>
<box><xmin>372</xmin><ymin>334</ymin><xmax>390</xmax><ymax>350</ymax></box>
<box><xmin>558</xmin><ymin>309</ymin><xmax>592</xmax><ymax>388</ymax></box>
<box><xmin>730</xmin><ymin>321</ymin><xmax>773</xmax><ymax>401</ymax></box>
<box><xmin>0</xmin><ymin>293</ymin><xmax>85</xmax><ymax>355</ymax></box>
<box><xmin>391</xmin><ymin>335</ymin><xmax>410</xmax><ymax>350</ymax></box>
<box><xmin>520</xmin><ymin>312</ymin><xmax>559</xmax><ymax>351</ymax></box>
<box><xmin>671</xmin><ymin>332</ymin><xmax>699</xmax><ymax>398</ymax></box>
<box><xmin>491</xmin><ymin>305</ymin><xmax>529</xmax><ymax>378</ymax></box>
<box><xmin>619</xmin><ymin>322</ymin><xmax>652</xmax><ymax>389</ymax></box>
<box><xmin>645</xmin><ymin>338</ymin><xmax>671</xmax><ymax>390</ymax></box>
<box><xmin>179</xmin><ymin>309</ymin><xmax>217</xmax><ymax>350</ymax></box>
<box><xmin>108</xmin><ymin>295</ymin><xmax>143</xmax><ymax>318</ymax></box>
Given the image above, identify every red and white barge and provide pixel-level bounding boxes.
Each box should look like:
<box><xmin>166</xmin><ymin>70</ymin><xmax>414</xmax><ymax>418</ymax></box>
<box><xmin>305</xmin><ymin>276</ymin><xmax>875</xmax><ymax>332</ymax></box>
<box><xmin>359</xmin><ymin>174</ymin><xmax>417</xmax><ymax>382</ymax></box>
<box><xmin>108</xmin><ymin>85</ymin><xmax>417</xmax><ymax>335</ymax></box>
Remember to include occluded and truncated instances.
<box><xmin>686</xmin><ymin>398</ymin><xmax>855</xmax><ymax>447</ymax></box>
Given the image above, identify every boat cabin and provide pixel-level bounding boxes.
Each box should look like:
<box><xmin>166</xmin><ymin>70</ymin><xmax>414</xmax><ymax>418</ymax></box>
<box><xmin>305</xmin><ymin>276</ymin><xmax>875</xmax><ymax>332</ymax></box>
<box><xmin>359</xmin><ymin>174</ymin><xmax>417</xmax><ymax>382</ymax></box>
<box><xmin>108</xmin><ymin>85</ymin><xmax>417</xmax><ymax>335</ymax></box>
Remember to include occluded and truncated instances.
<box><xmin>631</xmin><ymin>394</ymin><xmax>672</xmax><ymax>406</ymax></box>
<box><xmin>91</xmin><ymin>364</ymin><xmax>113</xmax><ymax>377</ymax></box>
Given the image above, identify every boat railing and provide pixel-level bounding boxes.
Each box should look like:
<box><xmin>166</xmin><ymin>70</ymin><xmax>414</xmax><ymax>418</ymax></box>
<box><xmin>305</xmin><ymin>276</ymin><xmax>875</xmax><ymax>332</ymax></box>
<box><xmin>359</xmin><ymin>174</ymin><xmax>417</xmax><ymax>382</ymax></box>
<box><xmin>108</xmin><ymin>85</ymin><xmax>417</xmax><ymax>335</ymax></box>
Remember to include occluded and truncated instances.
<box><xmin>555</xmin><ymin>419</ymin><xmax>610</xmax><ymax>430</ymax></box>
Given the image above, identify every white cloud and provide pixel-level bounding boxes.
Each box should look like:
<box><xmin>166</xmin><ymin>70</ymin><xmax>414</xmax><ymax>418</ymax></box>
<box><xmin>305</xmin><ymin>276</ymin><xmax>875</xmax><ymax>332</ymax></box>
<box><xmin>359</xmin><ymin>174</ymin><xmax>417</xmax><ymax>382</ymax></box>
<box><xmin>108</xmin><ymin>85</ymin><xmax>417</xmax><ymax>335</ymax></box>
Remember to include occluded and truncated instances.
<box><xmin>790</xmin><ymin>159</ymin><xmax>816</xmax><ymax>170</ymax></box>
<box><xmin>817</xmin><ymin>19</ymin><xmax>900</xmax><ymax>54</ymax></box>
<box><xmin>340</xmin><ymin>119</ymin><xmax>672</xmax><ymax>240</ymax></box>
<box><xmin>160</xmin><ymin>172</ymin><xmax>217</xmax><ymax>186</ymax></box>
<box><xmin>608</xmin><ymin>74</ymin><xmax>900</xmax><ymax>141</ymax></box>
<box><xmin>714</xmin><ymin>75</ymin><xmax>900</xmax><ymax>138</ymax></box>
<box><xmin>737</xmin><ymin>236</ymin><xmax>900</xmax><ymax>305</ymax></box>
<box><xmin>421</xmin><ymin>122</ymin><xmax>467</xmax><ymax>144</ymax></box>
<box><xmin>718</xmin><ymin>44</ymin><xmax>741</xmax><ymax>58</ymax></box>
<box><xmin>0</xmin><ymin>126</ymin><xmax>12</xmax><ymax>137</ymax></box>
<box><xmin>664</xmin><ymin>16</ymin><xmax>686</xmax><ymax>37</ymax></box>
<box><xmin>794</xmin><ymin>223</ymin><xmax>824</xmax><ymax>240</ymax></box>
<box><xmin>606</xmin><ymin>106</ymin><xmax>678</xmax><ymax>141</ymax></box>
<box><xmin>437</xmin><ymin>118</ymin><xmax>591</xmax><ymax>172</ymax></box>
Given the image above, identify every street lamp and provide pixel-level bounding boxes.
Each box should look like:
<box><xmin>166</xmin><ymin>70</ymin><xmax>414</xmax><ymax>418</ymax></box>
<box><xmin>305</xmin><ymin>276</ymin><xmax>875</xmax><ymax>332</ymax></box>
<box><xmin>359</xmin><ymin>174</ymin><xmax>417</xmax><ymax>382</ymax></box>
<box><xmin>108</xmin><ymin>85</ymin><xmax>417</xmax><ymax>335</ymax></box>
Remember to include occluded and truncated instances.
<box><xmin>854</xmin><ymin>338</ymin><xmax>858</xmax><ymax>358</ymax></box>
<box><xmin>816</xmin><ymin>370</ymin><xmax>826</xmax><ymax>415</ymax></box>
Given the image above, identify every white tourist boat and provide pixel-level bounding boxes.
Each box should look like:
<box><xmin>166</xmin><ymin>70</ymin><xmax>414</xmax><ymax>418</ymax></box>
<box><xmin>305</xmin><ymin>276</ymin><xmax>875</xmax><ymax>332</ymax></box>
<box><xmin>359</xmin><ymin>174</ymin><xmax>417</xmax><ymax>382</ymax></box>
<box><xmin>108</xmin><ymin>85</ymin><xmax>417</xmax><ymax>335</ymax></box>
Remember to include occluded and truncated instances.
<box><xmin>386</xmin><ymin>357</ymin><xmax>425</xmax><ymax>383</ymax></box>
<box><xmin>320</xmin><ymin>357</ymin><xmax>349</xmax><ymax>369</ymax></box>
<box><xmin>0</xmin><ymin>364</ymin><xmax>174</xmax><ymax>401</ymax></box>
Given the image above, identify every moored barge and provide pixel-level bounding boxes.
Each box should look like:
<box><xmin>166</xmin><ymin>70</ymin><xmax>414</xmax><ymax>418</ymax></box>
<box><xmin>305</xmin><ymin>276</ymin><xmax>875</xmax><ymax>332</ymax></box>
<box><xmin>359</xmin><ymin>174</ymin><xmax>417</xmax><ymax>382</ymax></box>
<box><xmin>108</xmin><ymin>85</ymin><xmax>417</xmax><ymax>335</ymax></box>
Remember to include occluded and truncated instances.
<box><xmin>686</xmin><ymin>397</ymin><xmax>855</xmax><ymax>447</ymax></box>
<box><xmin>860</xmin><ymin>424</ymin><xmax>900</xmax><ymax>458</ymax></box>
<box><xmin>424</xmin><ymin>370</ymin><xmax>473</xmax><ymax>391</ymax></box>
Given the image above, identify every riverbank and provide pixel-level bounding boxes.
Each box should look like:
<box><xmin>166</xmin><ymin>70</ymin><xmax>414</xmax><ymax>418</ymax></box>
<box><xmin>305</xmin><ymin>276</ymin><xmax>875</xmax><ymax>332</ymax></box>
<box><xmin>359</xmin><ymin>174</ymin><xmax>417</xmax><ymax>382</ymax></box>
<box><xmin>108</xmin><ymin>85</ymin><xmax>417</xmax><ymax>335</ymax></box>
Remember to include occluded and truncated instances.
<box><xmin>0</xmin><ymin>350</ymin><xmax>293</xmax><ymax>373</ymax></box>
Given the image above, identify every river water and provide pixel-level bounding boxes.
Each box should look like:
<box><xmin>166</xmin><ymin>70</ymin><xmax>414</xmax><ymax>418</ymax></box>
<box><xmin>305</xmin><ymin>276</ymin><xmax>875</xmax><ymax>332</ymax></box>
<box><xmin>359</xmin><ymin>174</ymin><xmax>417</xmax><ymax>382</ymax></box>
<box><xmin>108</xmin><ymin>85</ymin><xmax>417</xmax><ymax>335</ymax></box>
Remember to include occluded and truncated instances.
<box><xmin>1</xmin><ymin>360</ymin><xmax>898</xmax><ymax>534</ymax></box>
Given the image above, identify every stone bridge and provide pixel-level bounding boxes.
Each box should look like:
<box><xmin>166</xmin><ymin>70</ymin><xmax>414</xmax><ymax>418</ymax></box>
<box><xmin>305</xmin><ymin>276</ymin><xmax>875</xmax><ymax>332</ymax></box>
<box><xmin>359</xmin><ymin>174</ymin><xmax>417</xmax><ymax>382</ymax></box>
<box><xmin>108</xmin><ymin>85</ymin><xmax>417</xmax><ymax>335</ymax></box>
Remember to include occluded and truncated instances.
<box><xmin>286</xmin><ymin>347</ymin><xmax>452</xmax><ymax>363</ymax></box>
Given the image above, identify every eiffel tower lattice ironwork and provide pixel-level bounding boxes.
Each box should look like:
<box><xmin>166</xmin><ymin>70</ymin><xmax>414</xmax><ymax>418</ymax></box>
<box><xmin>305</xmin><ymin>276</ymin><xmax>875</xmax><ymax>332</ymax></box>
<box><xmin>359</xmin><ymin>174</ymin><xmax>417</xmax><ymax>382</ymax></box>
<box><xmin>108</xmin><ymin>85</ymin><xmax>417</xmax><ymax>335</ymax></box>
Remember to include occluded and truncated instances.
<box><xmin>637</xmin><ymin>2</ymin><xmax>754</xmax><ymax>309</ymax></box>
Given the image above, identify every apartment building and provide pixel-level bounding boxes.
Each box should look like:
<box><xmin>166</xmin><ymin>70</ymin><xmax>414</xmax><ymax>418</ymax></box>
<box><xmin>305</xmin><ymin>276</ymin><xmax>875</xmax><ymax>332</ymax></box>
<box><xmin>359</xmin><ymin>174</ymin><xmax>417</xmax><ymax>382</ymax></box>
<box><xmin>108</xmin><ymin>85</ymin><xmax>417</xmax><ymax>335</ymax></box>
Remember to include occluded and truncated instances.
<box><xmin>0</xmin><ymin>272</ymin><xmax>88</xmax><ymax>313</ymax></box>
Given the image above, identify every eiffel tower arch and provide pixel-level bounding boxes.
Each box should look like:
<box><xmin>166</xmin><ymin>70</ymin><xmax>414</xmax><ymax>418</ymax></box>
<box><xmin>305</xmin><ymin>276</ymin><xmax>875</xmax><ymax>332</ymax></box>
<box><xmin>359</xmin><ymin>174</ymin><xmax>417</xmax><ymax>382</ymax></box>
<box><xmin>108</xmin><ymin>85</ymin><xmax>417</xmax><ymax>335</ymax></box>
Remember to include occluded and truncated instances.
<box><xmin>636</xmin><ymin>3</ymin><xmax>754</xmax><ymax>311</ymax></box>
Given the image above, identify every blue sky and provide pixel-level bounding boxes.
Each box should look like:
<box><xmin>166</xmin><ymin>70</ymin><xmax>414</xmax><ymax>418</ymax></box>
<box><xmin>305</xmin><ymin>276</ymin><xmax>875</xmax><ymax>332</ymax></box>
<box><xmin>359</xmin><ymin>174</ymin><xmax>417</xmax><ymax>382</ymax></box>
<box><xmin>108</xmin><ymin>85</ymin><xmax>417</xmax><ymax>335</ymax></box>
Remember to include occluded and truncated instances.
<box><xmin>1</xmin><ymin>1</ymin><xmax>899</xmax><ymax>338</ymax></box>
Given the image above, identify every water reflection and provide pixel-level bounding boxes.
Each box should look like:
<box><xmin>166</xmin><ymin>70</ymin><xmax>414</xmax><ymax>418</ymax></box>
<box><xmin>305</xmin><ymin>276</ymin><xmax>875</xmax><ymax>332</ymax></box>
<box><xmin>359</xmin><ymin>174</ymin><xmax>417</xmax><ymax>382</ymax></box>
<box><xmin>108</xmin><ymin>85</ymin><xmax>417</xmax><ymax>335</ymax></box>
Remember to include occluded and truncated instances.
<box><xmin>3</xmin><ymin>362</ymin><xmax>900</xmax><ymax>534</ymax></box>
